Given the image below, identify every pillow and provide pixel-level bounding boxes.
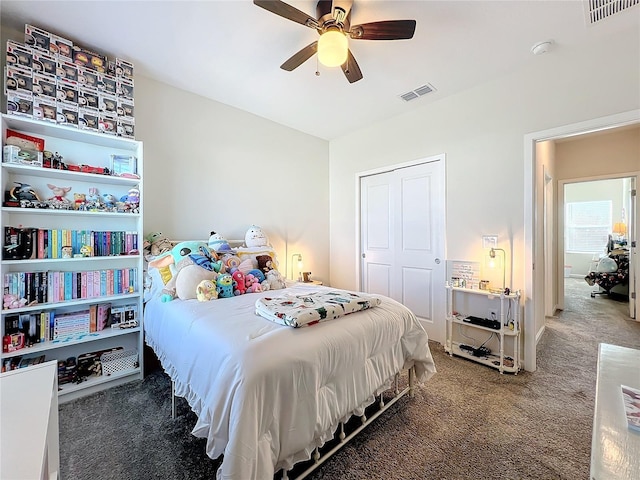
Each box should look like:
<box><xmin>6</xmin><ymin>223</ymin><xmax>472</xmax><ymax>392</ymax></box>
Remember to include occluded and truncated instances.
<box><xmin>236</xmin><ymin>246</ymin><xmax>280</xmax><ymax>270</ymax></box>
<box><xmin>145</xmin><ymin>265</ymin><xmax>168</xmax><ymax>302</ymax></box>
<box><xmin>596</xmin><ymin>257</ymin><xmax>618</xmax><ymax>273</ymax></box>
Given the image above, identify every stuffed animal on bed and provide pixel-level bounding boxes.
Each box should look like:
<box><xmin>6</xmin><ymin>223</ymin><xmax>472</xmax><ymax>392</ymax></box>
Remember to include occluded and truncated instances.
<box><xmin>145</xmin><ymin>232</ymin><xmax>173</xmax><ymax>258</ymax></box>
<box><xmin>245</xmin><ymin>225</ymin><xmax>269</xmax><ymax>248</ymax></box>
<box><xmin>257</xmin><ymin>255</ymin><xmax>274</xmax><ymax>274</ymax></box>
<box><xmin>216</xmin><ymin>273</ymin><xmax>235</xmax><ymax>298</ymax></box>
<box><xmin>149</xmin><ymin>241</ymin><xmax>218</xmax><ymax>302</ymax></box>
<box><xmin>245</xmin><ymin>273</ymin><xmax>262</xmax><ymax>293</ymax></box>
<box><xmin>261</xmin><ymin>269</ymin><xmax>286</xmax><ymax>291</ymax></box>
<box><xmin>231</xmin><ymin>270</ymin><xmax>246</xmax><ymax>295</ymax></box>
<box><xmin>196</xmin><ymin>279</ymin><xmax>218</xmax><ymax>301</ymax></box>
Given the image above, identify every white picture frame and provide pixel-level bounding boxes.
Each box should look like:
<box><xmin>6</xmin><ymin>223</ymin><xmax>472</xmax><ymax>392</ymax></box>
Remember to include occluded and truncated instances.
<box><xmin>110</xmin><ymin>154</ymin><xmax>137</xmax><ymax>176</ymax></box>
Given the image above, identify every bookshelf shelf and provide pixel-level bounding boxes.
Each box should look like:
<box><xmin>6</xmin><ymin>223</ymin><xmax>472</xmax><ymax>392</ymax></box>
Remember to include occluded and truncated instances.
<box><xmin>2</xmin><ymin>254</ymin><xmax>142</xmax><ymax>266</ymax></box>
<box><xmin>1</xmin><ymin>326</ymin><xmax>141</xmax><ymax>359</ymax></box>
<box><xmin>2</xmin><ymin>206</ymin><xmax>141</xmax><ymax>218</ymax></box>
<box><xmin>1</xmin><ymin>114</ymin><xmax>144</xmax><ymax>401</ymax></box>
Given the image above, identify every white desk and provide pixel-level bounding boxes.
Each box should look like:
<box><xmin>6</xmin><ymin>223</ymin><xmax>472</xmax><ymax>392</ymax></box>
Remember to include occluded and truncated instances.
<box><xmin>1</xmin><ymin>361</ymin><xmax>60</xmax><ymax>480</ymax></box>
<box><xmin>590</xmin><ymin>343</ymin><xmax>640</xmax><ymax>480</ymax></box>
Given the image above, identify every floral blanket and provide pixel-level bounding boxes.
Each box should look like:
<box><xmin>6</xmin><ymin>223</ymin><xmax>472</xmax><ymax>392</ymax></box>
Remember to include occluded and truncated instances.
<box><xmin>255</xmin><ymin>290</ymin><xmax>382</xmax><ymax>328</ymax></box>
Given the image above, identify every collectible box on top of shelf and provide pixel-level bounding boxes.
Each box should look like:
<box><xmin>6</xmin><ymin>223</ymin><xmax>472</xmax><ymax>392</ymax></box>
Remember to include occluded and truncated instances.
<box><xmin>56</xmin><ymin>78</ymin><xmax>79</xmax><ymax>104</ymax></box>
<box><xmin>32</xmin><ymin>51</ymin><xmax>57</xmax><ymax>77</ymax></box>
<box><xmin>6</xmin><ymin>40</ymin><xmax>32</xmax><ymax>71</ymax></box>
<box><xmin>117</xmin><ymin>97</ymin><xmax>134</xmax><ymax>119</ymax></box>
<box><xmin>72</xmin><ymin>45</ymin><xmax>107</xmax><ymax>73</ymax></box>
<box><xmin>4</xmin><ymin>65</ymin><xmax>32</xmax><ymax>94</ymax></box>
<box><xmin>99</xmin><ymin>92</ymin><xmax>118</xmax><ymax>115</ymax></box>
<box><xmin>56</xmin><ymin>101</ymin><xmax>79</xmax><ymax>127</ymax></box>
<box><xmin>24</xmin><ymin>24</ymin><xmax>51</xmax><ymax>53</ymax></box>
<box><xmin>33</xmin><ymin>96</ymin><xmax>57</xmax><ymax>124</ymax></box>
<box><xmin>117</xmin><ymin>118</ymin><xmax>135</xmax><ymax>139</ymax></box>
<box><xmin>101</xmin><ymin>73</ymin><xmax>117</xmax><ymax>95</ymax></box>
<box><xmin>78</xmin><ymin>68</ymin><xmax>100</xmax><ymax>91</ymax></box>
<box><xmin>6</xmin><ymin>91</ymin><xmax>33</xmax><ymax>118</ymax></box>
<box><xmin>114</xmin><ymin>58</ymin><xmax>134</xmax><ymax>79</ymax></box>
<box><xmin>116</xmin><ymin>77</ymin><xmax>134</xmax><ymax>100</ymax></box>
<box><xmin>78</xmin><ymin>107</ymin><xmax>99</xmax><ymax>132</ymax></box>
<box><xmin>56</xmin><ymin>59</ymin><xmax>78</xmax><ymax>82</ymax></box>
<box><xmin>78</xmin><ymin>87</ymin><xmax>99</xmax><ymax>110</ymax></box>
<box><xmin>32</xmin><ymin>72</ymin><xmax>57</xmax><ymax>98</ymax></box>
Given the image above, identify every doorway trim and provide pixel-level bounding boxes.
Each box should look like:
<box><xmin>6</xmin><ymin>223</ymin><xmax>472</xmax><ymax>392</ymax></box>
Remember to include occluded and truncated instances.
<box><xmin>524</xmin><ymin>109</ymin><xmax>640</xmax><ymax>372</ymax></box>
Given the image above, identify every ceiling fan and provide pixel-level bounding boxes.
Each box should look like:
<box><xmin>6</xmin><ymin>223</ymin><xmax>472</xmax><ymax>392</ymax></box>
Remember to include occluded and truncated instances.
<box><xmin>253</xmin><ymin>0</ymin><xmax>416</xmax><ymax>83</ymax></box>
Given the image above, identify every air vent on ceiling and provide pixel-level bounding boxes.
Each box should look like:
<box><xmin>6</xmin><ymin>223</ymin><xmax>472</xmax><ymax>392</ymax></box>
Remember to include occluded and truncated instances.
<box><xmin>584</xmin><ymin>0</ymin><xmax>639</xmax><ymax>24</ymax></box>
<box><xmin>399</xmin><ymin>83</ymin><xmax>436</xmax><ymax>102</ymax></box>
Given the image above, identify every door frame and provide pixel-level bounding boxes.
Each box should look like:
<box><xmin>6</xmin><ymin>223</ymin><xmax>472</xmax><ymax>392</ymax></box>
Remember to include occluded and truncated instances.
<box><xmin>355</xmin><ymin>153</ymin><xmax>446</xmax><ymax>291</ymax></box>
<box><xmin>558</xmin><ymin>173</ymin><xmax>638</xmax><ymax>313</ymax></box>
<box><xmin>524</xmin><ymin>109</ymin><xmax>640</xmax><ymax>372</ymax></box>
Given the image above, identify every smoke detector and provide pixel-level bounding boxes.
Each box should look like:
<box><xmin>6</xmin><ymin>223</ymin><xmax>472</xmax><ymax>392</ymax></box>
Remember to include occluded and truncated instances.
<box><xmin>531</xmin><ymin>40</ymin><xmax>554</xmax><ymax>55</ymax></box>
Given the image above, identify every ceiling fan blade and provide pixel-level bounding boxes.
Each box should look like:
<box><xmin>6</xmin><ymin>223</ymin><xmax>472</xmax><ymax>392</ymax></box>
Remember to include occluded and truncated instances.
<box><xmin>280</xmin><ymin>42</ymin><xmax>318</xmax><ymax>71</ymax></box>
<box><xmin>341</xmin><ymin>49</ymin><xmax>363</xmax><ymax>83</ymax></box>
<box><xmin>349</xmin><ymin>20</ymin><xmax>417</xmax><ymax>40</ymax></box>
<box><xmin>253</xmin><ymin>0</ymin><xmax>318</xmax><ymax>29</ymax></box>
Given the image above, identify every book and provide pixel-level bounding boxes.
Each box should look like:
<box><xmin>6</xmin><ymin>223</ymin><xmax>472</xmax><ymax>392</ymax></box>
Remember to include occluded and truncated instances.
<box><xmin>621</xmin><ymin>385</ymin><xmax>640</xmax><ymax>432</ymax></box>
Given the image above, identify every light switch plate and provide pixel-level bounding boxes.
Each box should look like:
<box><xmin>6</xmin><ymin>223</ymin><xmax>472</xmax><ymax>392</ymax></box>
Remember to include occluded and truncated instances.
<box><xmin>482</xmin><ymin>235</ymin><xmax>498</xmax><ymax>249</ymax></box>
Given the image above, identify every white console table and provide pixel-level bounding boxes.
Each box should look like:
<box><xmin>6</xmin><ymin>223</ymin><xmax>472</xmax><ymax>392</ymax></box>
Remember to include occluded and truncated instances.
<box><xmin>1</xmin><ymin>361</ymin><xmax>60</xmax><ymax>480</ymax></box>
<box><xmin>590</xmin><ymin>343</ymin><xmax>640</xmax><ymax>479</ymax></box>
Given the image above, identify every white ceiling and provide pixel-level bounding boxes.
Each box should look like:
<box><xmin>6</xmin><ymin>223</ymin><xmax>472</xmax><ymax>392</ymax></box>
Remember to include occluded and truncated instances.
<box><xmin>1</xmin><ymin>0</ymin><xmax>639</xmax><ymax>140</ymax></box>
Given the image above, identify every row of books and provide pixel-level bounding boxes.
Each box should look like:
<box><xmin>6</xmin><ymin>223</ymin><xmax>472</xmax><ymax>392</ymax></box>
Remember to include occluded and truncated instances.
<box><xmin>1</xmin><ymin>353</ymin><xmax>45</xmax><ymax>372</ymax></box>
<box><xmin>2</xmin><ymin>302</ymin><xmax>138</xmax><ymax>352</ymax></box>
<box><xmin>3</xmin><ymin>268</ymin><xmax>139</xmax><ymax>305</ymax></box>
<box><xmin>3</xmin><ymin>227</ymin><xmax>139</xmax><ymax>260</ymax></box>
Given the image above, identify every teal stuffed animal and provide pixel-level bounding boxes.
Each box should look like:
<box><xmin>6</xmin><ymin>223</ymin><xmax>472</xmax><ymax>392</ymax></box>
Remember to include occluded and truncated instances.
<box><xmin>216</xmin><ymin>273</ymin><xmax>235</xmax><ymax>298</ymax></box>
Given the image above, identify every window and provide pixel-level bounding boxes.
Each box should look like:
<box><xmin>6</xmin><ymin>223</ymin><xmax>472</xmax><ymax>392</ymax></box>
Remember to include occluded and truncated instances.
<box><xmin>565</xmin><ymin>200</ymin><xmax>612</xmax><ymax>253</ymax></box>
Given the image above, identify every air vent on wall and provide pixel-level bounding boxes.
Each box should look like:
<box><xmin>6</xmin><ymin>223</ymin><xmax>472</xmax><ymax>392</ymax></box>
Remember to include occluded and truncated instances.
<box><xmin>584</xmin><ymin>0</ymin><xmax>639</xmax><ymax>24</ymax></box>
<box><xmin>399</xmin><ymin>83</ymin><xmax>436</xmax><ymax>102</ymax></box>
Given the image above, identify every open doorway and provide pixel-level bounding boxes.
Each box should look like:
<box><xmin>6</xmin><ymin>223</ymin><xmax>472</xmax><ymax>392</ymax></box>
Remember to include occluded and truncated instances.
<box><xmin>524</xmin><ymin>110</ymin><xmax>640</xmax><ymax>372</ymax></box>
<box><xmin>561</xmin><ymin>177</ymin><xmax>632</xmax><ymax>312</ymax></box>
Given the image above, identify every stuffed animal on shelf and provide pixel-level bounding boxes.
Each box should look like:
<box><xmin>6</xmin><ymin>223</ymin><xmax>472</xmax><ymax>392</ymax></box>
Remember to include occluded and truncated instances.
<box><xmin>73</xmin><ymin>193</ymin><xmax>86</xmax><ymax>210</ymax></box>
<box><xmin>216</xmin><ymin>273</ymin><xmax>235</xmax><ymax>298</ymax></box>
<box><xmin>102</xmin><ymin>193</ymin><xmax>118</xmax><ymax>208</ymax></box>
<box><xmin>231</xmin><ymin>270</ymin><xmax>246</xmax><ymax>295</ymax></box>
<box><xmin>47</xmin><ymin>184</ymin><xmax>71</xmax><ymax>203</ymax></box>
<box><xmin>3</xmin><ymin>293</ymin><xmax>27</xmax><ymax>309</ymax></box>
<box><xmin>8</xmin><ymin>182</ymin><xmax>41</xmax><ymax>202</ymax></box>
<box><xmin>196</xmin><ymin>279</ymin><xmax>218</xmax><ymax>301</ymax></box>
<box><xmin>245</xmin><ymin>225</ymin><xmax>269</xmax><ymax>248</ymax></box>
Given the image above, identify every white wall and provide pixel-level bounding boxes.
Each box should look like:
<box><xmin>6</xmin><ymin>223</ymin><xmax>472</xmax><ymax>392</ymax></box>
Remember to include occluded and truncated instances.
<box><xmin>134</xmin><ymin>76</ymin><xmax>330</xmax><ymax>282</ymax></box>
<box><xmin>328</xmin><ymin>27</ymin><xmax>640</xmax><ymax>294</ymax></box>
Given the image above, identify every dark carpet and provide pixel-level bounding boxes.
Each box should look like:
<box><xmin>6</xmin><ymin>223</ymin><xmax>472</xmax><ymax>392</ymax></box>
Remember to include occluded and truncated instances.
<box><xmin>59</xmin><ymin>278</ymin><xmax>640</xmax><ymax>479</ymax></box>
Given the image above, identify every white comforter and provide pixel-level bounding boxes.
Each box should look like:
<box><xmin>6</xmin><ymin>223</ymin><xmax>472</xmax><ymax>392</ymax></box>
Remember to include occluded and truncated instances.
<box><xmin>144</xmin><ymin>283</ymin><xmax>436</xmax><ymax>479</ymax></box>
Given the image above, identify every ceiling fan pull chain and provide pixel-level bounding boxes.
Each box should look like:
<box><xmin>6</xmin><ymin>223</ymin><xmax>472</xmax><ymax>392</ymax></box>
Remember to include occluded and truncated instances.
<box><xmin>315</xmin><ymin>56</ymin><xmax>320</xmax><ymax>76</ymax></box>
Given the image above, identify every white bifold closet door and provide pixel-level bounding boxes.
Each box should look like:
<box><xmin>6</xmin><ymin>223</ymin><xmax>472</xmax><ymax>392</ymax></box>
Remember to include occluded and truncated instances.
<box><xmin>360</xmin><ymin>157</ymin><xmax>446</xmax><ymax>343</ymax></box>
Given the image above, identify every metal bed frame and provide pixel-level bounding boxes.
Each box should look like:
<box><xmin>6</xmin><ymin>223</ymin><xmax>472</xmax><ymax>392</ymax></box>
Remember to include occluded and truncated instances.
<box><xmin>170</xmin><ymin>366</ymin><xmax>416</xmax><ymax>479</ymax></box>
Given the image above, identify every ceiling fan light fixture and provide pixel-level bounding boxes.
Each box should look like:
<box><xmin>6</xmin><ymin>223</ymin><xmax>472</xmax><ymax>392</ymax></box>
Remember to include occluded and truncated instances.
<box><xmin>317</xmin><ymin>29</ymin><xmax>348</xmax><ymax>67</ymax></box>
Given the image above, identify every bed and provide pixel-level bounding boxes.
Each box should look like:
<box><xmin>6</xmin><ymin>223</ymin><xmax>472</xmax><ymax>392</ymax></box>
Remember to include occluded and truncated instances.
<box><xmin>143</xmin><ymin>282</ymin><xmax>436</xmax><ymax>479</ymax></box>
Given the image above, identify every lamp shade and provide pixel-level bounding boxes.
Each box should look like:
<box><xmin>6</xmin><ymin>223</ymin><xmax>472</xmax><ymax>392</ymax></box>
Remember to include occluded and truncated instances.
<box><xmin>318</xmin><ymin>30</ymin><xmax>348</xmax><ymax>67</ymax></box>
<box><xmin>612</xmin><ymin>222</ymin><xmax>627</xmax><ymax>235</ymax></box>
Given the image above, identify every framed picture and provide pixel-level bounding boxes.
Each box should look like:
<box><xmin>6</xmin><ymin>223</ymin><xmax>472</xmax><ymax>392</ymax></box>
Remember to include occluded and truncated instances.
<box><xmin>110</xmin><ymin>154</ymin><xmax>137</xmax><ymax>176</ymax></box>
